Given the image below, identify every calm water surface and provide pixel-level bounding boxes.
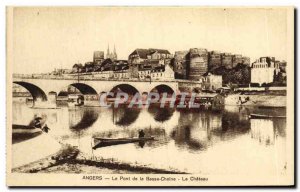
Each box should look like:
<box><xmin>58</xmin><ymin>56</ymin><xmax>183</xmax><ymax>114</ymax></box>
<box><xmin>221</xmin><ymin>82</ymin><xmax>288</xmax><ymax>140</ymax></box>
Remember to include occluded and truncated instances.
<box><xmin>13</xmin><ymin>101</ymin><xmax>287</xmax><ymax>174</ymax></box>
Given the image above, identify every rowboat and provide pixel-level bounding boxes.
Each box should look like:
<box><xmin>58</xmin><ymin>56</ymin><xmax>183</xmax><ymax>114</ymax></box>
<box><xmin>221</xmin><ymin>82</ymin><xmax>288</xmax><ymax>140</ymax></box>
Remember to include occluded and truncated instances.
<box><xmin>92</xmin><ymin>136</ymin><xmax>155</xmax><ymax>149</ymax></box>
<box><xmin>12</xmin><ymin>124</ymin><xmax>43</xmax><ymax>134</ymax></box>
<box><xmin>249</xmin><ymin>114</ymin><xmax>286</xmax><ymax>119</ymax></box>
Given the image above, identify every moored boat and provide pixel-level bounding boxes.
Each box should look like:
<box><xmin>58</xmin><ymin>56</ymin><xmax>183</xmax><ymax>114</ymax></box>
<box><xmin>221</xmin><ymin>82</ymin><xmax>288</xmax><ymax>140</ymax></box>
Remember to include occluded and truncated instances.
<box><xmin>12</xmin><ymin>124</ymin><xmax>43</xmax><ymax>144</ymax></box>
<box><xmin>12</xmin><ymin>124</ymin><xmax>43</xmax><ymax>134</ymax></box>
<box><xmin>92</xmin><ymin>136</ymin><xmax>155</xmax><ymax>149</ymax></box>
<box><xmin>249</xmin><ymin>113</ymin><xmax>286</xmax><ymax>119</ymax></box>
<box><xmin>68</xmin><ymin>94</ymin><xmax>84</xmax><ymax>107</ymax></box>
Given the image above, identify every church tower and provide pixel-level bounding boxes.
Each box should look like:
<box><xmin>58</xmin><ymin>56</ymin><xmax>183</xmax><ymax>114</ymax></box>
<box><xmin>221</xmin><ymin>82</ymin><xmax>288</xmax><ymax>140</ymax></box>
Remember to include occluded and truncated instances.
<box><xmin>113</xmin><ymin>44</ymin><xmax>117</xmax><ymax>60</ymax></box>
<box><xmin>106</xmin><ymin>44</ymin><xmax>117</xmax><ymax>60</ymax></box>
<box><xmin>106</xmin><ymin>44</ymin><xmax>110</xmax><ymax>59</ymax></box>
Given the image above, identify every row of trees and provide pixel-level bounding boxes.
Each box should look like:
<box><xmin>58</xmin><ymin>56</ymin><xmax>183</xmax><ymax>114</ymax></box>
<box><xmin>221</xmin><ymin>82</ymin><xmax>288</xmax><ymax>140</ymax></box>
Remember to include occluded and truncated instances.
<box><xmin>209</xmin><ymin>64</ymin><xmax>251</xmax><ymax>85</ymax></box>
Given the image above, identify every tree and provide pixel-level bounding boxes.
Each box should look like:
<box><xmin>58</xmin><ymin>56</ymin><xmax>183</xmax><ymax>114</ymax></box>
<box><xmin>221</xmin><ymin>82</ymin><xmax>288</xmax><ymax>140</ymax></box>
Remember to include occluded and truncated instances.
<box><xmin>209</xmin><ymin>63</ymin><xmax>251</xmax><ymax>85</ymax></box>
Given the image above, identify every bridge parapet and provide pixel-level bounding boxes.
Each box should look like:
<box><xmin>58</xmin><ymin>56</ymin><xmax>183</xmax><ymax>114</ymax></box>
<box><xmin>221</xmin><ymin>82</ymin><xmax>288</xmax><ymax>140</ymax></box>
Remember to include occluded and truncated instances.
<box><xmin>13</xmin><ymin>74</ymin><xmax>182</xmax><ymax>83</ymax></box>
<box><xmin>13</xmin><ymin>74</ymin><xmax>187</xmax><ymax>101</ymax></box>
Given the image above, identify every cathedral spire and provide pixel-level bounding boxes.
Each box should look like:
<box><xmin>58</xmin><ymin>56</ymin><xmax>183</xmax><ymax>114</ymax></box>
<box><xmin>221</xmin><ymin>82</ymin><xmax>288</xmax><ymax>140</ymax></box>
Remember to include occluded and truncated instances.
<box><xmin>107</xmin><ymin>44</ymin><xmax>110</xmax><ymax>55</ymax></box>
<box><xmin>114</xmin><ymin>44</ymin><xmax>116</xmax><ymax>55</ymax></box>
<box><xmin>106</xmin><ymin>44</ymin><xmax>110</xmax><ymax>59</ymax></box>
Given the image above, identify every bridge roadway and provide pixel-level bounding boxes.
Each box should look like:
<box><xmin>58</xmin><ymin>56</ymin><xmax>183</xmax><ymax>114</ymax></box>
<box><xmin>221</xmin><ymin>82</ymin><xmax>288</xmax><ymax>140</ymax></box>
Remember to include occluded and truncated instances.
<box><xmin>12</xmin><ymin>75</ymin><xmax>202</xmax><ymax>101</ymax></box>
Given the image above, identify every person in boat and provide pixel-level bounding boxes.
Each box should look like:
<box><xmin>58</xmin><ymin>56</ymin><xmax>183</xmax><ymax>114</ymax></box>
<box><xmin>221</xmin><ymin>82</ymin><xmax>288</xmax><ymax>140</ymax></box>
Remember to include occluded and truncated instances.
<box><xmin>207</xmin><ymin>101</ymin><xmax>212</xmax><ymax>109</ymax></box>
<box><xmin>42</xmin><ymin>124</ymin><xmax>50</xmax><ymax>133</ymax></box>
<box><xmin>138</xmin><ymin>129</ymin><xmax>145</xmax><ymax>138</ymax></box>
<box><xmin>34</xmin><ymin>118</ymin><xmax>42</xmax><ymax>129</ymax></box>
<box><xmin>204</xmin><ymin>102</ymin><xmax>209</xmax><ymax>109</ymax></box>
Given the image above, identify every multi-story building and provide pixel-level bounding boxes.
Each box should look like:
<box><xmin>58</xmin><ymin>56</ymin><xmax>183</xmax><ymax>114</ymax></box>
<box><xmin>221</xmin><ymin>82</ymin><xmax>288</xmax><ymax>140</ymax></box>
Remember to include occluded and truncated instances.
<box><xmin>251</xmin><ymin>57</ymin><xmax>280</xmax><ymax>85</ymax></box>
<box><xmin>221</xmin><ymin>53</ymin><xmax>233</xmax><ymax>69</ymax></box>
<box><xmin>112</xmin><ymin>60</ymin><xmax>130</xmax><ymax>79</ymax></box>
<box><xmin>113</xmin><ymin>68</ymin><xmax>130</xmax><ymax>79</ymax></box>
<box><xmin>232</xmin><ymin>54</ymin><xmax>243</xmax><ymax>68</ymax></box>
<box><xmin>188</xmin><ymin>48</ymin><xmax>208</xmax><ymax>80</ymax></box>
<box><xmin>138</xmin><ymin>66</ymin><xmax>152</xmax><ymax>80</ymax></box>
<box><xmin>137</xmin><ymin>64</ymin><xmax>174</xmax><ymax>81</ymax></box>
<box><xmin>128</xmin><ymin>48</ymin><xmax>172</xmax><ymax>78</ymax></box>
<box><xmin>93</xmin><ymin>51</ymin><xmax>105</xmax><ymax>65</ymax></box>
<box><xmin>201</xmin><ymin>73</ymin><xmax>222</xmax><ymax>91</ymax></box>
<box><xmin>92</xmin><ymin>69</ymin><xmax>113</xmax><ymax>79</ymax></box>
<box><xmin>151</xmin><ymin>64</ymin><xmax>175</xmax><ymax>80</ymax></box>
<box><xmin>209</xmin><ymin>51</ymin><xmax>222</xmax><ymax>70</ymax></box>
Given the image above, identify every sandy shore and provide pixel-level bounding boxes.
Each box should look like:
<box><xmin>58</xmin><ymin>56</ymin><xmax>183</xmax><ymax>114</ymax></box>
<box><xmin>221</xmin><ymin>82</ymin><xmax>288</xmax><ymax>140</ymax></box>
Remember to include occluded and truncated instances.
<box><xmin>12</xmin><ymin>144</ymin><xmax>186</xmax><ymax>174</ymax></box>
<box><xmin>39</xmin><ymin>163</ymin><xmax>154</xmax><ymax>174</ymax></box>
<box><xmin>12</xmin><ymin>133</ymin><xmax>62</xmax><ymax>168</ymax></box>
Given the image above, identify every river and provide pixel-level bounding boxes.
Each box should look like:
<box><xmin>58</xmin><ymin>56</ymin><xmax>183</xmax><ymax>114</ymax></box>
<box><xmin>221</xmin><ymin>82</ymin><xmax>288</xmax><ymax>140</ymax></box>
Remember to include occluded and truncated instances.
<box><xmin>12</xmin><ymin>101</ymin><xmax>287</xmax><ymax>174</ymax></box>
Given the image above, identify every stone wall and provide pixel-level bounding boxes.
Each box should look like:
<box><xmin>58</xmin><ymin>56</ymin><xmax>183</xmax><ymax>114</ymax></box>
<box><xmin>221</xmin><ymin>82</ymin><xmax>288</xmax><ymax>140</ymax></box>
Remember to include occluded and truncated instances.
<box><xmin>189</xmin><ymin>48</ymin><xmax>208</xmax><ymax>80</ymax></box>
<box><xmin>209</xmin><ymin>51</ymin><xmax>222</xmax><ymax>70</ymax></box>
<box><xmin>221</xmin><ymin>53</ymin><xmax>233</xmax><ymax>69</ymax></box>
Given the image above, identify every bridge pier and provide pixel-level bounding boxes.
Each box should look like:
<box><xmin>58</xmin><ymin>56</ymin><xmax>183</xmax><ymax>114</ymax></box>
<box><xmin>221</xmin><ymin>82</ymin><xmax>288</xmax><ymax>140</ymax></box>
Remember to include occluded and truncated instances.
<box><xmin>33</xmin><ymin>92</ymin><xmax>58</xmax><ymax>108</ymax></box>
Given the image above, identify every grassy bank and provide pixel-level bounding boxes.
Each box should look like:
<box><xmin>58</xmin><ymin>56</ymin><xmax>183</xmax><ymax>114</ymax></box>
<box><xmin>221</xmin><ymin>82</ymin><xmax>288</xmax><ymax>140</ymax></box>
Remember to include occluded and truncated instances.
<box><xmin>13</xmin><ymin>145</ymin><xmax>186</xmax><ymax>174</ymax></box>
<box><xmin>12</xmin><ymin>145</ymin><xmax>79</xmax><ymax>173</ymax></box>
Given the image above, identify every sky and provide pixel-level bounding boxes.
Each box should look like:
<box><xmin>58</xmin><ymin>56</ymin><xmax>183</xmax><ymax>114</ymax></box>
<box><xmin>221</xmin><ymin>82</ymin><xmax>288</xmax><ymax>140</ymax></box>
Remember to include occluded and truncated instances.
<box><xmin>11</xmin><ymin>7</ymin><xmax>288</xmax><ymax>74</ymax></box>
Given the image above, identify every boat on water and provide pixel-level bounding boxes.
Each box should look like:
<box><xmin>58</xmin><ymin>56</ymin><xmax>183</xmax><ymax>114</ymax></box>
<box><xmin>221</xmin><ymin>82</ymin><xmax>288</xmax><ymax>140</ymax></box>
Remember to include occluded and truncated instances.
<box><xmin>249</xmin><ymin>113</ymin><xmax>286</xmax><ymax>119</ymax></box>
<box><xmin>92</xmin><ymin>136</ymin><xmax>155</xmax><ymax>149</ymax></box>
<box><xmin>12</xmin><ymin>124</ymin><xmax>43</xmax><ymax>144</ymax></box>
<box><xmin>30</xmin><ymin>106</ymin><xmax>61</xmax><ymax>109</ymax></box>
<box><xmin>68</xmin><ymin>94</ymin><xmax>84</xmax><ymax>107</ymax></box>
<box><xmin>258</xmin><ymin>106</ymin><xmax>286</xmax><ymax>109</ymax></box>
<box><xmin>12</xmin><ymin>124</ymin><xmax>42</xmax><ymax>135</ymax></box>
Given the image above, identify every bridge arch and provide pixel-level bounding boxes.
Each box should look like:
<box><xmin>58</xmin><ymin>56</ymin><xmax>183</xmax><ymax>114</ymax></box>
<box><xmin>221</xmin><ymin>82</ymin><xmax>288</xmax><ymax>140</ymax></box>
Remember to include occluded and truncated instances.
<box><xmin>69</xmin><ymin>83</ymin><xmax>98</xmax><ymax>95</ymax></box>
<box><xmin>109</xmin><ymin>84</ymin><xmax>140</xmax><ymax>95</ymax></box>
<box><xmin>13</xmin><ymin>81</ymin><xmax>47</xmax><ymax>101</ymax></box>
<box><xmin>149</xmin><ymin>84</ymin><xmax>175</xmax><ymax>94</ymax></box>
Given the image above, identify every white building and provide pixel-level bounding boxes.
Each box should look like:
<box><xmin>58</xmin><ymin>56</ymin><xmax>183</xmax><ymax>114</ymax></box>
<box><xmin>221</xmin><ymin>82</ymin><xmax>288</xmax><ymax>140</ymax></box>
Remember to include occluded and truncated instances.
<box><xmin>138</xmin><ymin>64</ymin><xmax>175</xmax><ymax>81</ymax></box>
<box><xmin>92</xmin><ymin>70</ymin><xmax>113</xmax><ymax>79</ymax></box>
<box><xmin>251</xmin><ymin>57</ymin><xmax>280</xmax><ymax>86</ymax></box>
<box><xmin>138</xmin><ymin>68</ymin><xmax>151</xmax><ymax>80</ymax></box>
<box><xmin>201</xmin><ymin>73</ymin><xmax>222</xmax><ymax>91</ymax></box>
<box><xmin>113</xmin><ymin>69</ymin><xmax>130</xmax><ymax>79</ymax></box>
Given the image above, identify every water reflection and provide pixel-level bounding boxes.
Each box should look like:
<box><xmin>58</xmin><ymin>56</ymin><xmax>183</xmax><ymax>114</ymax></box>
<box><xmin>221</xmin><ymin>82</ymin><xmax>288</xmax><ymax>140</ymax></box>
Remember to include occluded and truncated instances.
<box><xmin>69</xmin><ymin>107</ymin><xmax>99</xmax><ymax>131</ymax></box>
<box><xmin>250</xmin><ymin>118</ymin><xmax>286</xmax><ymax>145</ymax></box>
<box><xmin>214</xmin><ymin>107</ymin><xmax>250</xmax><ymax>140</ymax></box>
<box><xmin>251</xmin><ymin>119</ymin><xmax>274</xmax><ymax>145</ymax></box>
<box><xmin>12</xmin><ymin>102</ymin><xmax>287</xmax><ymax>173</ymax></box>
<box><xmin>148</xmin><ymin>105</ymin><xmax>175</xmax><ymax>122</ymax></box>
<box><xmin>113</xmin><ymin>106</ymin><xmax>141</xmax><ymax>126</ymax></box>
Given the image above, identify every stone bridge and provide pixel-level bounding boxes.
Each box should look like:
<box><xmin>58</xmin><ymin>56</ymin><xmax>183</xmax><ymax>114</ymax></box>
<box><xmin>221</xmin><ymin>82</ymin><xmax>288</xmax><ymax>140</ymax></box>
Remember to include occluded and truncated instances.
<box><xmin>13</xmin><ymin>75</ymin><xmax>190</xmax><ymax>102</ymax></box>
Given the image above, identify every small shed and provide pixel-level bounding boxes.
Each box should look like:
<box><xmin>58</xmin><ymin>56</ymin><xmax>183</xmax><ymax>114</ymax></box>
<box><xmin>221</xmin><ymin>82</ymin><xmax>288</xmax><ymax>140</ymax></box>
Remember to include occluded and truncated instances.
<box><xmin>195</xmin><ymin>93</ymin><xmax>224</xmax><ymax>110</ymax></box>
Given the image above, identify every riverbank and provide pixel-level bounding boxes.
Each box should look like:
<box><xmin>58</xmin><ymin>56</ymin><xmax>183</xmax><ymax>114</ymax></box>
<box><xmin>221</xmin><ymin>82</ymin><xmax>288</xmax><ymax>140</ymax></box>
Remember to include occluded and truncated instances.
<box><xmin>12</xmin><ymin>144</ymin><xmax>79</xmax><ymax>173</ymax></box>
<box><xmin>225</xmin><ymin>94</ymin><xmax>286</xmax><ymax>107</ymax></box>
<box><xmin>13</xmin><ymin>145</ymin><xmax>186</xmax><ymax>174</ymax></box>
<box><xmin>12</xmin><ymin>133</ymin><xmax>62</xmax><ymax>168</ymax></box>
